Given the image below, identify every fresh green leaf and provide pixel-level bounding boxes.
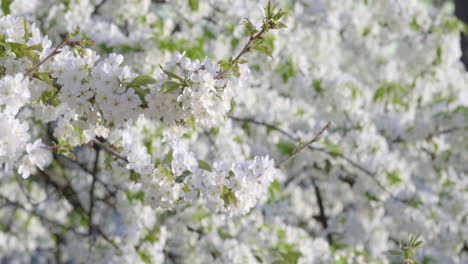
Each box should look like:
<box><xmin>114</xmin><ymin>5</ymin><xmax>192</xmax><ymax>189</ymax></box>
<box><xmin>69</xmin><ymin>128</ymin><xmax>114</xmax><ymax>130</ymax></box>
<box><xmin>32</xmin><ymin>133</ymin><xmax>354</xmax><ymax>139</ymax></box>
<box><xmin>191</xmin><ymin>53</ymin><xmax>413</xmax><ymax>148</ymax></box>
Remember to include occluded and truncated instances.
<box><xmin>130</xmin><ymin>170</ymin><xmax>141</xmax><ymax>182</ymax></box>
<box><xmin>386</xmin><ymin>171</ymin><xmax>402</xmax><ymax>185</ymax></box>
<box><xmin>253</xmin><ymin>44</ymin><xmax>273</xmax><ymax>58</ymax></box>
<box><xmin>163</xmin><ymin>149</ymin><xmax>173</xmax><ymax>164</ymax></box>
<box><xmin>268</xmin><ymin>180</ymin><xmax>282</xmax><ymax>203</ymax></box>
<box><xmin>324</xmin><ymin>141</ymin><xmax>342</xmax><ymax>156</ymax></box>
<box><xmin>221</xmin><ymin>186</ymin><xmax>237</xmax><ymax>206</ymax></box>
<box><xmin>1</xmin><ymin>0</ymin><xmax>13</xmax><ymax>15</ymax></box>
<box><xmin>276</xmin><ymin>141</ymin><xmax>295</xmax><ymax>156</ymax></box>
<box><xmin>160</xmin><ymin>81</ymin><xmax>182</xmax><ymax>94</ymax></box>
<box><xmin>188</xmin><ymin>0</ymin><xmax>199</xmax><ymax>11</ymax></box>
<box><xmin>138</xmin><ymin>251</ymin><xmax>152</xmax><ymax>264</ymax></box>
<box><xmin>187</xmin><ymin>116</ymin><xmax>196</xmax><ymax>131</ymax></box>
<box><xmin>243</xmin><ymin>19</ymin><xmax>256</xmax><ymax>35</ymax></box>
<box><xmin>158</xmin><ymin>164</ymin><xmax>174</xmax><ymax>181</ymax></box>
<box><xmin>128</xmin><ymin>75</ymin><xmax>157</xmax><ymax>88</ymax></box>
<box><xmin>197</xmin><ymin>160</ymin><xmax>212</xmax><ymax>172</ymax></box>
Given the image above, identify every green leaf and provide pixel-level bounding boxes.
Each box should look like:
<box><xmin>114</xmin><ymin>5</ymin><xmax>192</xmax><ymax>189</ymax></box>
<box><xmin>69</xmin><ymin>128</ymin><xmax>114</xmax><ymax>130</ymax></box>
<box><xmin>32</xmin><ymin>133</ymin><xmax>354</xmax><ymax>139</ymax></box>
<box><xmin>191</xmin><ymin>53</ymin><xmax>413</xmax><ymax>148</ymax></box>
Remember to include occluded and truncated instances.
<box><xmin>128</xmin><ymin>75</ymin><xmax>157</xmax><ymax>88</ymax></box>
<box><xmin>312</xmin><ymin>79</ymin><xmax>323</xmax><ymax>94</ymax></box>
<box><xmin>138</xmin><ymin>251</ymin><xmax>152</xmax><ymax>264</ymax></box>
<box><xmin>264</xmin><ymin>1</ymin><xmax>273</xmax><ymax>19</ymax></box>
<box><xmin>160</xmin><ymin>66</ymin><xmax>185</xmax><ymax>81</ymax></box>
<box><xmin>187</xmin><ymin>116</ymin><xmax>196</xmax><ymax>131</ymax></box>
<box><xmin>230</xmin><ymin>37</ymin><xmax>240</xmax><ymax>51</ymax></box>
<box><xmin>130</xmin><ymin>170</ymin><xmax>141</xmax><ymax>182</ymax></box>
<box><xmin>218</xmin><ymin>59</ymin><xmax>231</xmax><ymax>71</ymax></box>
<box><xmin>175</xmin><ymin>170</ymin><xmax>192</xmax><ymax>183</ymax></box>
<box><xmin>221</xmin><ymin>185</ymin><xmax>237</xmax><ymax>206</ymax></box>
<box><xmin>268</xmin><ymin>180</ymin><xmax>282</xmax><ymax>203</ymax></box>
<box><xmin>158</xmin><ymin>164</ymin><xmax>174</xmax><ymax>181</ymax></box>
<box><xmin>132</xmin><ymin>86</ymin><xmax>148</xmax><ymax>104</ymax></box>
<box><xmin>386</xmin><ymin>171</ymin><xmax>402</xmax><ymax>185</ymax></box>
<box><xmin>434</xmin><ymin>46</ymin><xmax>442</xmax><ymax>66</ymax></box>
<box><xmin>125</xmin><ymin>190</ymin><xmax>145</xmax><ymax>205</ymax></box>
<box><xmin>34</xmin><ymin>72</ymin><xmax>53</xmax><ymax>85</ymax></box>
<box><xmin>276</xmin><ymin>243</ymin><xmax>302</xmax><ymax>264</ymax></box>
<box><xmin>119</xmin><ymin>44</ymin><xmax>143</xmax><ymax>54</ymax></box>
<box><xmin>410</xmin><ymin>15</ymin><xmax>420</xmax><ymax>31</ymax></box>
<box><xmin>57</xmin><ymin>143</ymin><xmax>76</xmax><ymax>160</ymax></box>
<box><xmin>273</xmin><ymin>9</ymin><xmax>286</xmax><ymax>21</ymax></box>
<box><xmin>142</xmin><ymin>226</ymin><xmax>160</xmax><ymax>244</ymax></box>
<box><xmin>364</xmin><ymin>191</ymin><xmax>379</xmax><ymax>202</ymax></box>
<box><xmin>188</xmin><ymin>0</ymin><xmax>199</xmax><ymax>11</ymax></box>
<box><xmin>276</xmin><ymin>141</ymin><xmax>295</xmax><ymax>156</ymax></box>
<box><xmin>230</xmin><ymin>63</ymin><xmax>240</xmax><ymax>78</ymax></box>
<box><xmin>1</xmin><ymin>0</ymin><xmax>13</xmax><ymax>15</ymax></box>
<box><xmin>274</xmin><ymin>21</ymin><xmax>287</xmax><ymax>29</ymax></box>
<box><xmin>160</xmin><ymin>81</ymin><xmax>182</xmax><ymax>94</ymax></box>
<box><xmin>243</xmin><ymin>19</ymin><xmax>256</xmax><ymax>35</ymax></box>
<box><xmin>9</xmin><ymin>42</ymin><xmax>40</xmax><ymax>60</ymax></box>
<box><xmin>373</xmin><ymin>82</ymin><xmax>406</xmax><ymax>104</ymax></box>
<box><xmin>197</xmin><ymin>160</ymin><xmax>212</xmax><ymax>172</ymax></box>
<box><xmin>276</xmin><ymin>58</ymin><xmax>296</xmax><ymax>83</ymax></box>
<box><xmin>163</xmin><ymin>149</ymin><xmax>173</xmax><ymax>164</ymax></box>
<box><xmin>324</xmin><ymin>141</ymin><xmax>341</xmax><ymax>156</ymax></box>
<box><xmin>69</xmin><ymin>26</ymin><xmax>80</xmax><ymax>38</ymax></box>
<box><xmin>253</xmin><ymin>44</ymin><xmax>273</xmax><ymax>58</ymax></box>
<box><xmin>62</xmin><ymin>150</ymin><xmax>76</xmax><ymax>160</ymax></box>
<box><xmin>387</xmin><ymin>250</ymin><xmax>403</xmax><ymax>256</ymax></box>
<box><xmin>279</xmin><ymin>251</ymin><xmax>301</xmax><ymax>264</ymax></box>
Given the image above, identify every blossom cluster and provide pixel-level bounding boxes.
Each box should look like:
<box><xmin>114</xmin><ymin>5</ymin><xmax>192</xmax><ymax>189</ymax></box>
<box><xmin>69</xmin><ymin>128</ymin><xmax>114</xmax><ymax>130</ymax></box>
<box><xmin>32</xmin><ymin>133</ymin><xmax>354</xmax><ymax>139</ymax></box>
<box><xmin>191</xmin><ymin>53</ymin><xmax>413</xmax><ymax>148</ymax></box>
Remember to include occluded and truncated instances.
<box><xmin>0</xmin><ymin>0</ymin><xmax>467</xmax><ymax>263</ymax></box>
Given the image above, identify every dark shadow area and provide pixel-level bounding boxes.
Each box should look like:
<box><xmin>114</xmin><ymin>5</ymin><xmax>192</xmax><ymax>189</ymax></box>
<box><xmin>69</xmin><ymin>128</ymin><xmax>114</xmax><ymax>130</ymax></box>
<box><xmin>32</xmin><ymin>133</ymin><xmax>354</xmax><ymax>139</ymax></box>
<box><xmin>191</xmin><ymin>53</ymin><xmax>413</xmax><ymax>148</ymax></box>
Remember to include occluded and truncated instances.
<box><xmin>454</xmin><ymin>0</ymin><xmax>468</xmax><ymax>67</ymax></box>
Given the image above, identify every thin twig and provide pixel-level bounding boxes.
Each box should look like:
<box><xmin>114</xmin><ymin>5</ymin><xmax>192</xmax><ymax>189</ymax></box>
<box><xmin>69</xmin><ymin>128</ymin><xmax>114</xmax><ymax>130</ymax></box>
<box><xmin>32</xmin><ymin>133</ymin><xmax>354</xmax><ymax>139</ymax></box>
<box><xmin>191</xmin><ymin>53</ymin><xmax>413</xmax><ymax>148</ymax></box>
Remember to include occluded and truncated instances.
<box><xmin>91</xmin><ymin>138</ymin><xmax>129</xmax><ymax>163</ymax></box>
<box><xmin>0</xmin><ymin>194</ymin><xmax>85</xmax><ymax>236</ymax></box>
<box><xmin>88</xmin><ymin>148</ymin><xmax>100</xmax><ymax>236</ymax></box>
<box><xmin>215</xmin><ymin>21</ymin><xmax>270</xmax><ymax>79</ymax></box>
<box><xmin>25</xmin><ymin>36</ymin><xmax>70</xmax><ymax>77</ymax></box>
<box><xmin>232</xmin><ymin>27</ymin><xmax>268</xmax><ymax>65</ymax></box>
<box><xmin>37</xmin><ymin>170</ymin><xmax>122</xmax><ymax>254</ymax></box>
<box><xmin>230</xmin><ymin>116</ymin><xmax>406</xmax><ymax>204</ymax></box>
<box><xmin>275</xmin><ymin>122</ymin><xmax>331</xmax><ymax>168</ymax></box>
<box><xmin>91</xmin><ymin>0</ymin><xmax>108</xmax><ymax>16</ymax></box>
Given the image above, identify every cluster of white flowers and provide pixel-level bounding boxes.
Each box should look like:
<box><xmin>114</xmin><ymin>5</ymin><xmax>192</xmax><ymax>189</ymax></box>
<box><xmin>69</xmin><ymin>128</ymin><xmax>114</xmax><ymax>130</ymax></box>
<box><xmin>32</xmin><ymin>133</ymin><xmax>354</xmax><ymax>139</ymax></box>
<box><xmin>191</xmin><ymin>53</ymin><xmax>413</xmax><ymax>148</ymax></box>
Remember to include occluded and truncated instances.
<box><xmin>121</xmin><ymin>127</ymin><xmax>277</xmax><ymax>215</ymax></box>
<box><xmin>1</xmin><ymin>0</ymin><xmax>468</xmax><ymax>263</ymax></box>
<box><xmin>145</xmin><ymin>52</ymin><xmax>234</xmax><ymax>137</ymax></box>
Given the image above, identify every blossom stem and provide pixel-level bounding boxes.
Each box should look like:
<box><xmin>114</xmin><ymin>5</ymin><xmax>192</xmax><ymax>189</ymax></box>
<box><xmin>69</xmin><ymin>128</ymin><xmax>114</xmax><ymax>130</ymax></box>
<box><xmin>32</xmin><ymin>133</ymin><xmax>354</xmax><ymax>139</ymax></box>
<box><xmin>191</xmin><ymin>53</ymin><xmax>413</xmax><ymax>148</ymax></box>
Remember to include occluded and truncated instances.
<box><xmin>275</xmin><ymin>121</ymin><xmax>331</xmax><ymax>169</ymax></box>
<box><xmin>91</xmin><ymin>138</ymin><xmax>129</xmax><ymax>163</ymax></box>
<box><xmin>232</xmin><ymin>26</ymin><xmax>269</xmax><ymax>65</ymax></box>
<box><xmin>25</xmin><ymin>36</ymin><xmax>70</xmax><ymax>77</ymax></box>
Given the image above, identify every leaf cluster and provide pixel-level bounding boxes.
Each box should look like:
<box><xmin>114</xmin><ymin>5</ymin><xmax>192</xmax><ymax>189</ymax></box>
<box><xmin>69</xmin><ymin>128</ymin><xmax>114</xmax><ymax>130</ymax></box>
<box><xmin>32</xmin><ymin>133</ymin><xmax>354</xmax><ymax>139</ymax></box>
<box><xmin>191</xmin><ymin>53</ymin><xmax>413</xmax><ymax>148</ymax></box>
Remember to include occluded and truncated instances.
<box><xmin>388</xmin><ymin>234</ymin><xmax>424</xmax><ymax>264</ymax></box>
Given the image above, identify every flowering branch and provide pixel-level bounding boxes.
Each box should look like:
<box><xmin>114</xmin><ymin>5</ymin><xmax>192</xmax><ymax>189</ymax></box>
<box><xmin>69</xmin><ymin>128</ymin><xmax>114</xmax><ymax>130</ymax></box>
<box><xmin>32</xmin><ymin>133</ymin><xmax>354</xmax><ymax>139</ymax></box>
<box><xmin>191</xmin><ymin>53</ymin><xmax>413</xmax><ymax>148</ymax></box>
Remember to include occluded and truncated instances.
<box><xmin>229</xmin><ymin>116</ymin><xmax>407</xmax><ymax>204</ymax></box>
<box><xmin>217</xmin><ymin>1</ymin><xmax>286</xmax><ymax>78</ymax></box>
<box><xmin>25</xmin><ymin>36</ymin><xmax>70</xmax><ymax>77</ymax></box>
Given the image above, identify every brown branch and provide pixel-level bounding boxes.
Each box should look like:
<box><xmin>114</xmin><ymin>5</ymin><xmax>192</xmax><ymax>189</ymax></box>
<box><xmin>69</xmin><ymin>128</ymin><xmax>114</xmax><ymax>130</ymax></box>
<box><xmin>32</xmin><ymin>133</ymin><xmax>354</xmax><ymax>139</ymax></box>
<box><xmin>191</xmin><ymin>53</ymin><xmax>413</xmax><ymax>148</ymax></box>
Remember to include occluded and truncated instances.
<box><xmin>88</xmin><ymin>148</ymin><xmax>100</xmax><ymax>236</ymax></box>
<box><xmin>25</xmin><ymin>36</ymin><xmax>70</xmax><ymax>77</ymax></box>
<box><xmin>37</xmin><ymin>170</ymin><xmax>122</xmax><ymax>254</ymax></box>
<box><xmin>91</xmin><ymin>138</ymin><xmax>129</xmax><ymax>163</ymax></box>
<box><xmin>91</xmin><ymin>0</ymin><xmax>108</xmax><ymax>16</ymax></box>
<box><xmin>0</xmin><ymin>194</ymin><xmax>85</xmax><ymax>236</ymax></box>
<box><xmin>232</xmin><ymin>26</ymin><xmax>268</xmax><ymax>65</ymax></box>
<box><xmin>215</xmin><ymin>20</ymin><xmax>273</xmax><ymax>79</ymax></box>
